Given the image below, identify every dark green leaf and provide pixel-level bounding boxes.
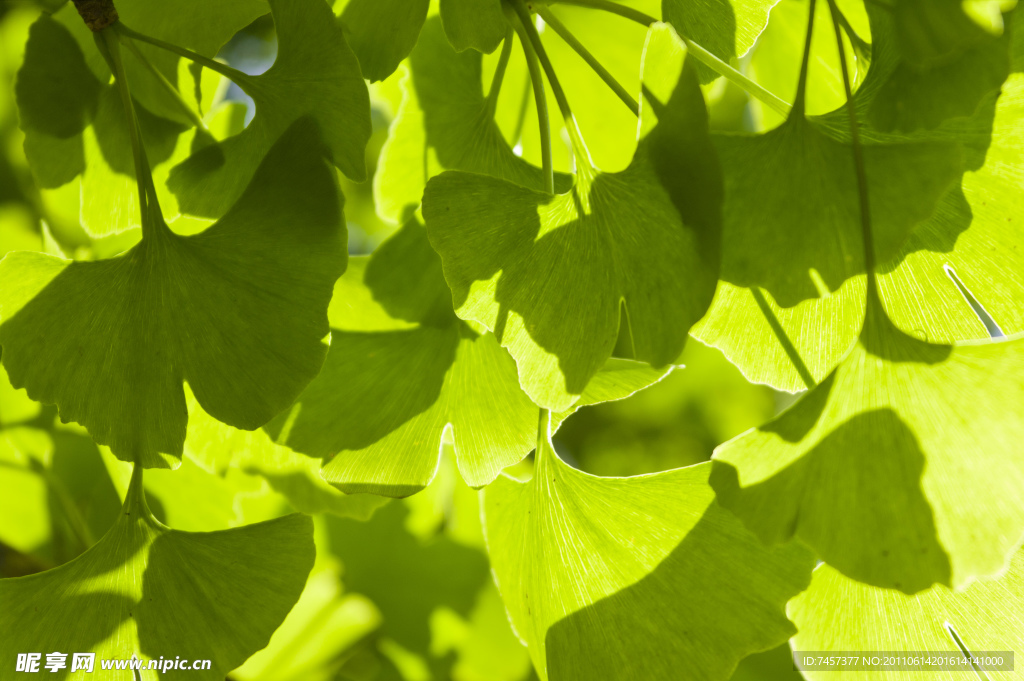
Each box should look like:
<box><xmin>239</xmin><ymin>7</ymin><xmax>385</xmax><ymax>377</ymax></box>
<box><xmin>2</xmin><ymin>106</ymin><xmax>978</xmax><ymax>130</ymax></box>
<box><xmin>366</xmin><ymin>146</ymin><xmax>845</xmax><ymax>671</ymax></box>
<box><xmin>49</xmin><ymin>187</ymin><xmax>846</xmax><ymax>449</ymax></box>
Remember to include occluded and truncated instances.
<box><xmin>341</xmin><ymin>0</ymin><xmax>430</xmax><ymax>82</ymax></box>
<box><xmin>0</xmin><ymin>119</ymin><xmax>345</xmax><ymax>467</ymax></box>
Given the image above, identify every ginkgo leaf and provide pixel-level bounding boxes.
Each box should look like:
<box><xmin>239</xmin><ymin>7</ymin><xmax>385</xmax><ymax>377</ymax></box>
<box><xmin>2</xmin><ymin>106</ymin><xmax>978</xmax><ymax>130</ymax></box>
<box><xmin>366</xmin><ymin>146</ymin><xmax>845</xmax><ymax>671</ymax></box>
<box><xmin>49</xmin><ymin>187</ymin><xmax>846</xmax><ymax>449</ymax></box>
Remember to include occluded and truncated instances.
<box><xmin>712</xmin><ymin>295</ymin><xmax>1024</xmax><ymax>594</ymax></box>
<box><xmin>789</xmin><ymin>549</ymin><xmax>1024</xmax><ymax>681</ymax></box>
<box><xmin>168</xmin><ymin>0</ymin><xmax>371</xmax><ymax>217</ymax></box>
<box><xmin>715</xmin><ymin>116</ymin><xmax>961</xmax><ymax>308</ymax></box>
<box><xmin>269</xmin><ymin>219</ymin><xmax>668</xmax><ymax>497</ymax></box>
<box><xmin>662</xmin><ymin>0</ymin><xmax>777</xmax><ymax>83</ymax></box>
<box><xmin>869</xmin><ymin>0</ymin><xmax>1013</xmax><ymax>132</ymax></box>
<box><xmin>483</xmin><ymin>417</ymin><xmax>815</xmax><ymax>681</ymax></box>
<box><xmin>439</xmin><ymin>0</ymin><xmax>507</xmax><ymax>53</ymax></box>
<box><xmin>340</xmin><ymin>0</ymin><xmax>430</xmax><ymax>82</ymax></box>
<box><xmin>0</xmin><ymin>465</ymin><xmax>314</xmax><ymax>681</ymax></box>
<box><xmin>705</xmin><ymin>8</ymin><xmax>1024</xmax><ymax>393</ymax></box>
<box><xmin>424</xmin><ymin>25</ymin><xmax>721</xmax><ymax>411</ymax></box>
<box><xmin>15</xmin><ymin>10</ymin><xmax>197</xmax><ymax>235</ymax></box>
<box><xmin>0</xmin><ymin>118</ymin><xmax>346</xmax><ymax>468</ymax></box>
<box><xmin>693</xmin><ymin>4</ymin><xmax>972</xmax><ymax>392</ymax></box>
<box><xmin>182</xmin><ymin>388</ymin><xmax>389</xmax><ymax>521</ymax></box>
<box><xmin>375</xmin><ymin>17</ymin><xmax>570</xmax><ymax>224</ymax></box>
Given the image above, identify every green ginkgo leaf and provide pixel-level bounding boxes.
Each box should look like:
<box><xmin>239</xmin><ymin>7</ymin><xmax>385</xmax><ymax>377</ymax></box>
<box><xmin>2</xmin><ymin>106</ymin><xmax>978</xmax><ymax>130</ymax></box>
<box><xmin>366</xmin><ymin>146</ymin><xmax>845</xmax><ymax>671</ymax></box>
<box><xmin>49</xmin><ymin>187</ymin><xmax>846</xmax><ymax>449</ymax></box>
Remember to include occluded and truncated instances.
<box><xmin>439</xmin><ymin>0</ymin><xmax>507</xmax><ymax>53</ymax></box>
<box><xmin>340</xmin><ymin>0</ymin><xmax>430</xmax><ymax>82</ymax></box>
<box><xmin>789</xmin><ymin>548</ymin><xmax>1024</xmax><ymax>681</ymax></box>
<box><xmin>662</xmin><ymin>0</ymin><xmax>777</xmax><ymax>82</ymax></box>
<box><xmin>692</xmin><ymin>2</ymin><xmax>974</xmax><ymax>393</ymax></box>
<box><xmin>375</xmin><ymin>17</ymin><xmax>570</xmax><ymax>224</ymax></box>
<box><xmin>182</xmin><ymin>389</ymin><xmax>389</xmax><ymax>521</ymax></box>
<box><xmin>0</xmin><ymin>119</ymin><xmax>346</xmax><ymax>468</ymax></box>
<box><xmin>15</xmin><ymin>9</ymin><xmax>199</xmax><ymax>236</ymax></box>
<box><xmin>269</xmin><ymin>219</ymin><xmax>668</xmax><ymax>497</ymax></box>
<box><xmin>483</xmin><ymin>416</ymin><xmax>815</xmax><ymax>681</ymax></box>
<box><xmin>0</xmin><ymin>465</ymin><xmax>314</xmax><ymax>680</ymax></box>
<box><xmin>168</xmin><ymin>0</ymin><xmax>371</xmax><ymax>217</ymax></box>
<box><xmin>869</xmin><ymin>0</ymin><xmax>1013</xmax><ymax>132</ymax></box>
<box><xmin>424</xmin><ymin>25</ymin><xmax>721</xmax><ymax>411</ymax></box>
<box><xmin>712</xmin><ymin>295</ymin><xmax>1024</xmax><ymax>594</ymax></box>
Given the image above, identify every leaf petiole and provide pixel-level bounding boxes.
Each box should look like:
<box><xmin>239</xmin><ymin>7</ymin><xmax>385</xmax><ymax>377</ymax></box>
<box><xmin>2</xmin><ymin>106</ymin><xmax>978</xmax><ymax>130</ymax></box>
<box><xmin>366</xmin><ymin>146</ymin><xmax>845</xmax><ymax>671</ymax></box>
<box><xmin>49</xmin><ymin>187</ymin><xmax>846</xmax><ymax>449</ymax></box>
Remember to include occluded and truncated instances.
<box><xmin>487</xmin><ymin>28</ymin><xmax>516</xmax><ymax>117</ymax></box>
<box><xmin>114</xmin><ymin>23</ymin><xmax>254</xmax><ymax>92</ymax></box>
<box><xmin>510</xmin><ymin>0</ymin><xmax>593</xmax><ymax>176</ymax></box>
<box><xmin>96</xmin><ymin>28</ymin><xmax>166</xmax><ymax>238</ymax></box>
<box><xmin>535</xmin><ymin>6</ymin><xmax>639</xmax><ymax>116</ymax></box>
<box><xmin>543</xmin><ymin>0</ymin><xmax>792</xmax><ymax>117</ymax></box>
<box><xmin>122</xmin><ymin>37</ymin><xmax>208</xmax><ymax>131</ymax></box>
<box><xmin>508</xmin><ymin>3</ymin><xmax>555</xmax><ymax>193</ymax></box>
<box><xmin>826</xmin><ymin>0</ymin><xmax>877</xmax><ymax>297</ymax></box>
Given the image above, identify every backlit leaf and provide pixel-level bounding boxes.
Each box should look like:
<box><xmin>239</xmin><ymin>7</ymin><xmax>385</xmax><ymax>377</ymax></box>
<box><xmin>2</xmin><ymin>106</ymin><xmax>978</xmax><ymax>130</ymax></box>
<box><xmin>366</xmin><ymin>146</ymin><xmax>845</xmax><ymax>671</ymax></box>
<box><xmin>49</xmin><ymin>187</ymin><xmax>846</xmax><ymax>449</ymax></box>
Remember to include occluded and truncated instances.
<box><xmin>712</xmin><ymin>296</ymin><xmax>1024</xmax><ymax>593</ymax></box>
<box><xmin>0</xmin><ymin>466</ymin><xmax>314</xmax><ymax>680</ymax></box>
<box><xmin>0</xmin><ymin>119</ymin><xmax>345</xmax><ymax>468</ymax></box>
<box><xmin>483</xmin><ymin>416</ymin><xmax>815</xmax><ymax>681</ymax></box>
<box><xmin>424</xmin><ymin>25</ymin><xmax>721</xmax><ymax>411</ymax></box>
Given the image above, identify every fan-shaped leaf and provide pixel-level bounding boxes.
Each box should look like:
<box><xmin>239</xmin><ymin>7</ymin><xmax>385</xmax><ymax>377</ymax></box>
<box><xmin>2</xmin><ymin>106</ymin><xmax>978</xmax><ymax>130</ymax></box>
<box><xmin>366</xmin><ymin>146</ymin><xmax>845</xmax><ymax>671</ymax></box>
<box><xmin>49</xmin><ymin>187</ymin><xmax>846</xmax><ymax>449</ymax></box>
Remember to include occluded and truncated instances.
<box><xmin>789</xmin><ymin>548</ymin><xmax>1024</xmax><ymax>681</ymax></box>
<box><xmin>0</xmin><ymin>119</ymin><xmax>345</xmax><ymax>468</ymax></box>
<box><xmin>270</xmin><ymin>219</ymin><xmax>667</xmax><ymax>496</ymax></box>
<box><xmin>0</xmin><ymin>466</ymin><xmax>314</xmax><ymax>680</ymax></box>
<box><xmin>483</xmin><ymin>417</ymin><xmax>815</xmax><ymax>681</ymax></box>
<box><xmin>169</xmin><ymin>0</ymin><xmax>371</xmax><ymax>217</ymax></box>
<box><xmin>424</xmin><ymin>25</ymin><xmax>720</xmax><ymax>411</ymax></box>
<box><xmin>712</xmin><ymin>296</ymin><xmax>1024</xmax><ymax>593</ymax></box>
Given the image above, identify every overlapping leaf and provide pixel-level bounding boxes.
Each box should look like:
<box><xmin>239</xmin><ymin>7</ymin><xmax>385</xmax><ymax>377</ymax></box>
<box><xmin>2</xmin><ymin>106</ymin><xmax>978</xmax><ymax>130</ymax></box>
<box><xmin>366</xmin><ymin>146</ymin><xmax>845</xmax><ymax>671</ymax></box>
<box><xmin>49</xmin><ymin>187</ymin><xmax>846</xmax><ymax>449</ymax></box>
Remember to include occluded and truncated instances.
<box><xmin>870</xmin><ymin>0</ymin><xmax>1013</xmax><ymax>132</ymax></box>
<box><xmin>269</xmin><ymin>219</ymin><xmax>667</xmax><ymax>497</ymax></box>
<box><xmin>712</xmin><ymin>296</ymin><xmax>1024</xmax><ymax>593</ymax></box>
<box><xmin>790</xmin><ymin>547</ymin><xmax>1024</xmax><ymax>681</ymax></box>
<box><xmin>439</xmin><ymin>0</ymin><xmax>507</xmax><ymax>53</ymax></box>
<box><xmin>0</xmin><ymin>466</ymin><xmax>314</xmax><ymax>680</ymax></box>
<box><xmin>662</xmin><ymin>0</ymin><xmax>777</xmax><ymax>82</ymax></box>
<box><xmin>375</xmin><ymin>17</ymin><xmax>570</xmax><ymax>224</ymax></box>
<box><xmin>14</xmin><ymin>1</ymin><xmax>264</xmax><ymax>235</ymax></box>
<box><xmin>339</xmin><ymin>0</ymin><xmax>429</xmax><ymax>82</ymax></box>
<box><xmin>483</xmin><ymin>418</ymin><xmax>815</xmax><ymax>681</ymax></box>
<box><xmin>693</xmin><ymin>2</ymin><xmax>1007</xmax><ymax>392</ymax></box>
<box><xmin>424</xmin><ymin>24</ymin><xmax>721</xmax><ymax>411</ymax></box>
<box><xmin>168</xmin><ymin>0</ymin><xmax>371</xmax><ymax>217</ymax></box>
<box><xmin>0</xmin><ymin>119</ymin><xmax>346</xmax><ymax>468</ymax></box>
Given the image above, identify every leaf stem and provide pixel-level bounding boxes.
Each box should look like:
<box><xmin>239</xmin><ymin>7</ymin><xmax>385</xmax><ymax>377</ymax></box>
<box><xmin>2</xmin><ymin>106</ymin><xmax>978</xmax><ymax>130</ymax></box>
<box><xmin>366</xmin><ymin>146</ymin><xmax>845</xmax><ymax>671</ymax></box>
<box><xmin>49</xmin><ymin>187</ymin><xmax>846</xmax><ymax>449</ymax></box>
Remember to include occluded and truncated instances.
<box><xmin>508</xmin><ymin>5</ymin><xmax>555</xmax><ymax>193</ymax></box>
<box><xmin>826</xmin><ymin>0</ymin><xmax>877</xmax><ymax>295</ymax></box>
<box><xmin>793</xmin><ymin>0</ymin><xmax>817</xmax><ymax>116</ymax></box>
<box><xmin>114</xmin><ymin>23</ymin><xmax>254</xmax><ymax>92</ymax></box>
<box><xmin>96</xmin><ymin>28</ymin><xmax>163</xmax><ymax>238</ymax></box>
<box><xmin>546</xmin><ymin>0</ymin><xmax>791</xmax><ymax>117</ymax></box>
<box><xmin>510</xmin><ymin>0</ymin><xmax>592</xmax><ymax>172</ymax></box>
<box><xmin>123</xmin><ymin>37</ymin><xmax>207</xmax><ymax>130</ymax></box>
<box><xmin>541</xmin><ymin>0</ymin><xmax>656</xmax><ymax>26</ymax></box>
<box><xmin>535</xmin><ymin>6</ymin><xmax>638</xmax><ymax>116</ymax></box>
<box><xmin>512</xmin><ymin>75</ymin><xmax>533</xmax><ymax>144</ymax></box>
<box><xmin>487</xmin><ymin>28</ymin><xmax>516</xmax><ymax>117</ymax></box>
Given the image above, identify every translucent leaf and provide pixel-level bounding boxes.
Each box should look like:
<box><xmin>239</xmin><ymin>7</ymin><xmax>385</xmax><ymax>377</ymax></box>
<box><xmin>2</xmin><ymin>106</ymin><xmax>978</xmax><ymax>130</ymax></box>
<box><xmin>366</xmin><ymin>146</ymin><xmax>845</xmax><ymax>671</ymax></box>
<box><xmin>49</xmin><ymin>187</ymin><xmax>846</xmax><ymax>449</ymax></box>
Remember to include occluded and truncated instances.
<box><xmin>169</xmin><ymin>0</ymin><xmax>371</xmax><ymax>216</ymax></box>
<box><xmin>0</xmin><ymin>466</ymin><xmax>314</xmax><ymax>680</ymax></box>
<box><xmin>270</xmin><ymin>219</ymin><xmax>668</xmax><ymax>496</ymax></box>
<box><xmin>662</xmin><ymin>0</ymin><xmax>777</xmax><ymax>83</ymax></box>
<box><xmin>483</xmin><ymin>419</ymin><xmax>815</xmax><ymax>681</ymax></box>
<box><xmin>712</xmin><ymin>296</ymin><xmax>1024</xmax><ymax>593</ymax></box>
<box><xmin>340</xmin><ymin>0</ymin><xmax>430</xmax><ymax>82</ymax></box>
<box><xmin>0</xmin><ymin>119</ymin><xmax>346</xmax><ymax>468</ymax></box>
<box><xmin>183</xmin><ymin>389</ymin><xmax>389</xmax><ymax>520</ymax></box>
<box><xmin>15</xmin><ymin>10</ymin><xmax>199</xmax><ymax>235</ymax></box>
<box><xmin>789</xmin><ymin>549</ymin><xmax>1024</xmax><ymax>681</ymax></box>
<box><xmin>424</xmin><ymin>25</ymin><xmax>721</xmax><ymax>411</ymax></box>
<box><xmin>439</xmin><ymin>0</ymin><xmax>507</xmax><ymax>53</ymax></box>
<box><xmin>870</xmin><ymin>0</ymin><xmax>1013</xmax><ymax>132</ymax></box>
<box><xmin>375</xmin><ymin>18</ymin><xmax>569</xmax><ymax>224</ymax></box>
